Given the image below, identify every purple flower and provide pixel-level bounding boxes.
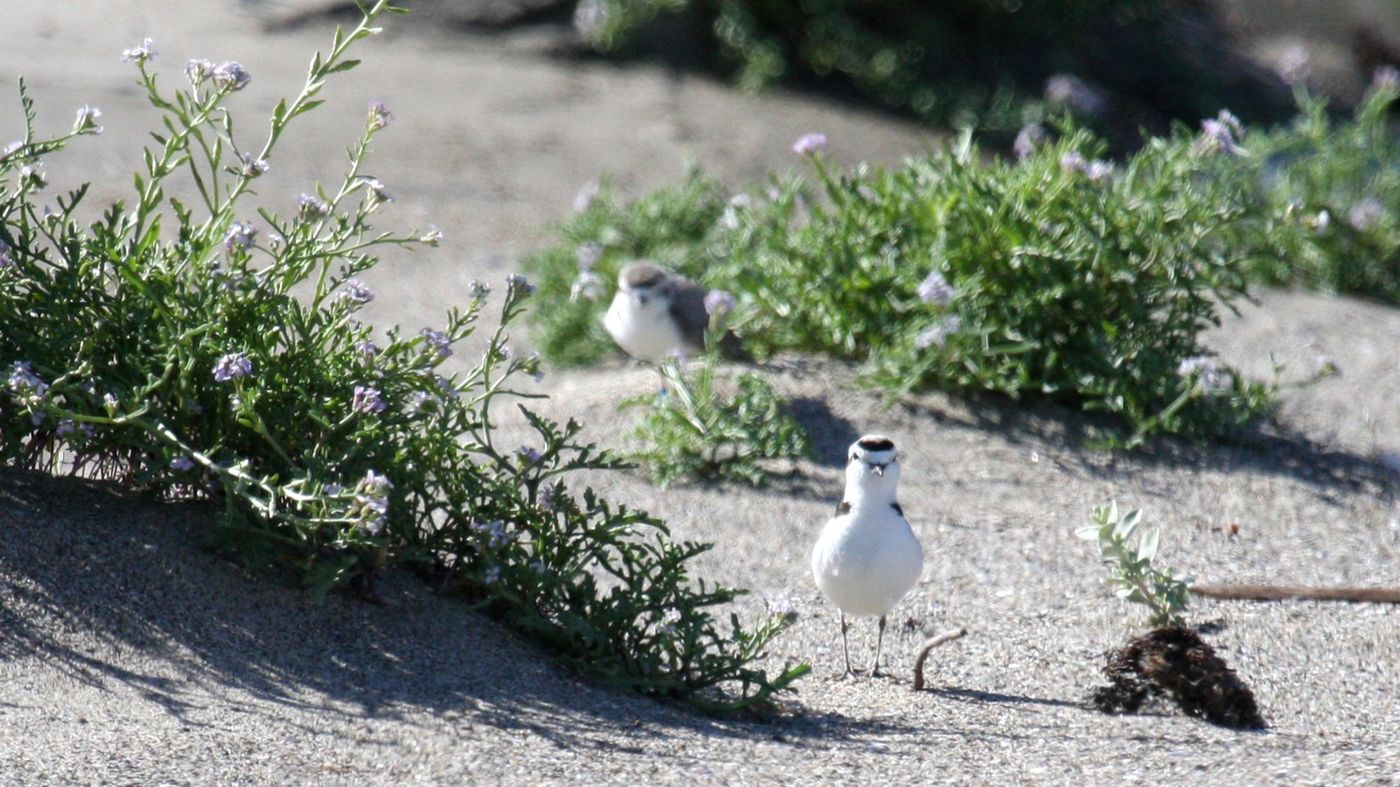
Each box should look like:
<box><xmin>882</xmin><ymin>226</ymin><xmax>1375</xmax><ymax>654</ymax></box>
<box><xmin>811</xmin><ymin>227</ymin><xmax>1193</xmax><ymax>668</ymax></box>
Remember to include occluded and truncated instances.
<box><xmin>792</xmin><ymin>132</ymin><xmax>827</xmax><ymax>156</ymax></box>
<box><xmin>1200</xmin><ymin>120</ymin><xmax>1241</xmax><ymax>155</ymax></box>
<box><xmin>212</xmin><ymin>352</ymin><xmax>253</xmax><ymax>382</ymax></box>
<box><xmin>917</xmin><ymin>271</ymin><xmax>956</xmax><ymax>306</ymax></box>
<box><xmin>431</xmin><ymin>373</ymin><xmax>459</xmax><ymax>399</ymax></box>
<box><xmin>352</xmin><ymin>385</ymin><xmax>386</xmax><ymax>415</ymax></box>
<box><xmin>298</xmin><ymin>193</ymin><xmax>330</xmax><ymax>220</ymax></box>
<box><xmin>506</xmin><ymin>273</ymin><xmax>536</xmax><ymax>297</ymax></box>
<box><xmin>537</xmin><ymin>486</ymin><xmax>556</xmax><ymax>512</ymax></box>
<box><xmin>473</xmin><ymin>520</ymin><xmax>510</xmax><ymax>548</ymax></box>
<box><xmin>1374</xmin><ymin>65</ymin><xmax>1400</xmax><ymax>92</ymax></box>
<box><xmin>573</xmin><ymin>0</ymin><xmax>607</xmax><ymax>40</ymax></box>
<box><xmin>355</xmin><ymin>340</ymin><xmax>379</xmax><ymax>362</ymax></box>
<box><xmin>1177</xmin><ymin>356</ymin><xmax>1229</xmax><ymax>392</ymax></box>
<box><xmin>468</xmin><ymin>280</ymin><xmax>491</xmax><ymax>301</ymax></box>
<box><xmin>516</xmin><ymin>445</ymin><xmax>543</xmax><ymax>465</ymax></box>
<box><xmin>573</xmin><ymin>180</ymin><xmax>600</xmax><ymax>213</ymax></box>
<box><xmin>720</xmin><ymin>194</ymin><xmax>753</xmax><ymax>230</ymax></box>
<box><xmin>704</xmin><ymin>289</ymin><xmax>737</xmax><ymax>317</ymax></box>
<box><xmin>914</xmin><ymin>315</ymin><xmax>961</xmax><ymax>350</ymax></box>
<box><xmin>367</xmin><ymin>100</ymin><xmax>393</xmax><ymax>130</ymax></box>
<box><xmin>1059</xmin><ymin>151</ymin><xmax>1087</xmax><ymax>174</ymax></box>
<box><xmin>213</xmin><ymin>61</ymin><xmax>251</xmax><ymax>91</ymax></box>
<box><xmin>72</xmin><ymin>105</ymin><xmax>103</xmax><ymax>136</ymax></box>
<box><xmin>1275</xmin><ymin>45</ymin><xmax>1311</xmax><ymax>86</ymax></box>
<box><xmin>1044</xmin><ymin>74</ymin><xmax>1108</xmax><ymax>116</ymax></box>
<box><xmin>1312</xmin><ymin>210</ymin><xmax>1331</xmax><ymax>234</ymax></box>
<box><xmin>121</xmin><ymin>38</ymin><xmax>157</xmax><ymax>64</ymax></box>
<box><xmin>1082</xmin><ymin>160</ymin><xmax>1114</xmax><ymax>183</ymax></box>
<box><xmin>338</xmin><ymin>278</ymin><xmax>375</xmax><ymax>307</ymax></box>
<box><xmin>186</xmin><ymin>59</ymin><xmax>215</xmax><ymax>85</ymax></box>
<box><xmin>354</xmin><ymin>470</ymin><xmax>392</xmax><ymax>536</ymax></box>
<box><xmin>7</xmin><ymin>361</ymin><xmax>48</xmax><ymax>399</ymax></box>
<box><xmin>170</xmin><ymin>456</ymin><xmax>195</xmax><ymax>472</ymax></box>
<box><xmin>406</xmin><ymin>390</ymin><xmax>438</xmax><ymax>415</ymax></box>
<box><xmin>239</xmin><ymin>152</ymin><xmax>269</xmax><ymax>178</ymax></box>
<box><xmin>0</xmin><ymin>239</ymin><xmax>14</xmax><ymax>270</ymax></box>
<box><xmin>224</xmin><ymin>221</ymin><xmax>257</xmax><ymax>253</ymax></box>
<box><xmin>1013</xmin><ymin>124</ymin><xmax>1046</xmax><ymax>159</ymax></box>
<box><xmin>102</xmin><ymin>392</ymin><xmax>118</xmax><ymax>411</ymax></box>
<box><xmin>420</xmin><ymin>328</ymin><xmax>452</xmax><ymax>359</ymax></box>
<box><xmin>1215</xmin><ymin>109</ymin><xmax>1244</xmax><ymax>140</ymax></box>
<box><xmin>55</xmin><ymin>419</ymin><xmax>76</xmax><ymax>437</ymax></box>
<box><xmin>575</xmin><ymin>242</ymin><xmax>603</xmax><ymax>271</ymax></box>
<box><xmin>1348</xmin><ymin>198</ymin><xmax>1384</xmax><ymax>232</ymax></box>
<box><xmin>570</xmin><ymin>271</ymin><xmax>604</xmax><ymax>303</ymax></box>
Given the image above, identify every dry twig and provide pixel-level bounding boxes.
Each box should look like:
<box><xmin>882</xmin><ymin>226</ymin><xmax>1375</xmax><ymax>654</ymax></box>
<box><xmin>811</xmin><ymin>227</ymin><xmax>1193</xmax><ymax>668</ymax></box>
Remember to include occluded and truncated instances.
<box><xmin>912</xmin><ymin>628</ymin><xmax>968</xmax><ymax>691</ymax></box>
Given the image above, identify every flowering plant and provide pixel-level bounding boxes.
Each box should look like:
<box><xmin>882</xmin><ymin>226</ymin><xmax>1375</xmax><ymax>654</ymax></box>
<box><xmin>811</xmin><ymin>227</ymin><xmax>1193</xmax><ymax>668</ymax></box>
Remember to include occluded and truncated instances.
<box><xmin>0</xmin><ymin>1</ymin><xmax>803</xmax><ymax>709</ymax></box>
<box><xmin>528</xmin><ymin>127</ymin><xmax>1275</xmax><ymax>446</ymax></box>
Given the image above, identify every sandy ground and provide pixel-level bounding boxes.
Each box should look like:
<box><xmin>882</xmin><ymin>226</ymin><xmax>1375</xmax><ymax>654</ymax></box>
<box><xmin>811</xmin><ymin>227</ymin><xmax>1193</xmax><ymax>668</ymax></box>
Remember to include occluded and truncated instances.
<box><xmin>2</xmin><ymin>2</ymin><xmax>1399</xmax><ymax>785</ymax></box>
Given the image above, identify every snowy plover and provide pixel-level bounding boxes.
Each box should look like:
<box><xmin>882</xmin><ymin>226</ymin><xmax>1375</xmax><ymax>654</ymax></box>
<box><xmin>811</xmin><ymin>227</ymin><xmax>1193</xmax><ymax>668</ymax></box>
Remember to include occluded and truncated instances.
<box><xmin>603</xmin><ymin>261</ymin><xmax>746</xmax><ymax>363</ymax></box>
<box><xmin>811</xmin><ymin>435</ymin><xmax>924</xmax><ymax>676</ymax></box>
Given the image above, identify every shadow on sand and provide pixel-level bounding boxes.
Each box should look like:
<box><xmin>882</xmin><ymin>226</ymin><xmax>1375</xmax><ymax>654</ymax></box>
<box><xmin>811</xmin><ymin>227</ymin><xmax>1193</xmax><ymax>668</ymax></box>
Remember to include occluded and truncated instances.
<box><xmin>0</xmin><ymin>468</ymin><xmax>958</xmax><ymax>752</ymax></box>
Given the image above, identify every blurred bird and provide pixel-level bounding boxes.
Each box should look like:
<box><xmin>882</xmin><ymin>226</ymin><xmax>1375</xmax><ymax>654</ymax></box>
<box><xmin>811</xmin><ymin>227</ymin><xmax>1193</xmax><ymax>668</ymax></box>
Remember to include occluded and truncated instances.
<box><xmin>811</xmin><ymin>435</ymin><xmax>924</xmax><ymax>676</ymax></box>
<box><xmin>602</xmin><ymin>261</ymin><xmax>748</xmax><ymax>363</ymax></box>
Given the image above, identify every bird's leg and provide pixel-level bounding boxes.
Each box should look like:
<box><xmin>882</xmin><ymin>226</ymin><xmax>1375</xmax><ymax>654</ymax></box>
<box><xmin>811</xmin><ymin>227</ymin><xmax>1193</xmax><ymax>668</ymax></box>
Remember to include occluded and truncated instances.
<box><xmin>870</xmin><ymin>615</ymin><xmax>888</xmax><ymax>677</ymax></box>
<box><xmin>840</xmin><ymin>612</ymin><xmax>856</xmax><ymax>677</ymax></box>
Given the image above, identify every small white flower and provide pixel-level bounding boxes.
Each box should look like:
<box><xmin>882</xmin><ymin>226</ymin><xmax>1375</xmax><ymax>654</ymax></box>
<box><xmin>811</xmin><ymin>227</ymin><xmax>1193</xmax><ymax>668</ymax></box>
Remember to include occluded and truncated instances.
<box><xmin>1347</xmin><ymin>198</ymin><xmax>1384</xmax><ymax>232</ymax></box>
<box><xmin>914</xmin><ymin>315</ymin><xmax>962</xmax><ymax>350</ymax></box>
<box><xmin>1177</xmin><ymin>355</ymin><xmax>1229</xmax><ymax>392</ymax></box>
<box><xmin>212</xmin><ymin>61</ymin><xmax>251</xmax><ymax>91</ymax></box>
<box><xmin>917</xmin><ymin>270</ymin><xmax>956</xmax><ymax>306</ymax></box>
<box><xmin>792</xmin><ymin>132</ymin><xmax>827</xmax><ymax>156</ymax></box>
<box><xmin>121</xmin><ymin>38</ymin><xmax>157</xmax><ymax>64</ymax></box>
<box><xmin>72</xmin><ymin>105</ymin><xmax>104</xmax><ymax>136</ymax></box>
<box><xmin>186</xmin><ymin>59</ymin><xmax>216</xmax><ymax>85</ymax></box>
<box><xmin>239</xmin><ymin>152</ymin><xmax>270</xmax><ymax>178</ymax></box>
<box><xmin>1013</xmin><ymin>124</ymin><xmax>1046</xmax><ymax>159</ymax></box>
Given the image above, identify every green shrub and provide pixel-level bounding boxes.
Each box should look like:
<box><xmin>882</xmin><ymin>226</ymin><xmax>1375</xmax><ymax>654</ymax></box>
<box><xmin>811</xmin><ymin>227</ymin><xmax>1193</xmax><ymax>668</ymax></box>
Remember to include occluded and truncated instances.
<box><xmin>0</xmin><ymin>1</ymin><xmax>804</xmax><ymax>710</ymax></box>
<box><xmin>528</xmin><ymin>127</ymin><xmax>1275</xmax><ymax>446</ymax></box>
<box><xmin>1234</xmin><ymin>77</ymin><xmax>1400</xmax><ymax>303</ymax></box>
<box><xmin>571</xmin><ymin>0</ymin><xmax>1285</xmax><ymax>135</ymax></box>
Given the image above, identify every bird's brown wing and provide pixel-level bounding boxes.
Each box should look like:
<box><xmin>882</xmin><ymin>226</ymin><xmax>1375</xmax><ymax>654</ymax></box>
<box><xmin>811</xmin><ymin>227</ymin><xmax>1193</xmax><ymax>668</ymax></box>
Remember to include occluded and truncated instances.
<box><xmin>669</xmin><ymin>280</ymin><xmax>752</xmax><ymax>362</ymax></box>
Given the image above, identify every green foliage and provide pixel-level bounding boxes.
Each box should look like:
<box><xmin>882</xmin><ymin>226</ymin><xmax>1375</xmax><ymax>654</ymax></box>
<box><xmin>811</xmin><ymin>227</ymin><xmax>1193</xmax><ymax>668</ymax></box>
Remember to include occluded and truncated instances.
<box><xmin>1234</xmin><ymin>79</ymin><xmax>1400</xmax><ymax>303</ymax></box>
<box><xmin>624</xmin><ymin>356</ymin><xmax>811</xmax><ymax>487</ymax></box>
<box><xmin>527</xmin><ymin>127</ymin><xmax>1276</xmax><ymax>446</ymax></box>
<box><xmin>0</xmin><ymin>2</ymin><xmax>804</xmax><ymax>710</ymax></box>
<box><xmin>1077</xmin><ymin>502</ymin><xmax>1191</xmax><ymax>628</ymax></box>
<box><xmin>572</xmin><ymin>0</ymin><xmax>1276</xmax><ymax>134</ymax></box>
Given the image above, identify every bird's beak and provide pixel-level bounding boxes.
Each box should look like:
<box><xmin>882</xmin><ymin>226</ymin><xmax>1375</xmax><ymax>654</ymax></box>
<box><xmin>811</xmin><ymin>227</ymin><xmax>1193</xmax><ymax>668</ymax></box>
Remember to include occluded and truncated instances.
<box><xmin>870</xmin><ymin>463</ymin><xmax>885</xmax><ymax>476</ymax></box>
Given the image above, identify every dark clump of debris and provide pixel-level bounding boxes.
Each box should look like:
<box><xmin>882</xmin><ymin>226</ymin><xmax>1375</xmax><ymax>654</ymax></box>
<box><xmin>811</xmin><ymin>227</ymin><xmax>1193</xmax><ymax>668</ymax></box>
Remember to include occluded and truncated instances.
<box><xmin>1090</xmin><ymin>626</ymin><xmax>1266</xmax><ymax>730</ymax></box>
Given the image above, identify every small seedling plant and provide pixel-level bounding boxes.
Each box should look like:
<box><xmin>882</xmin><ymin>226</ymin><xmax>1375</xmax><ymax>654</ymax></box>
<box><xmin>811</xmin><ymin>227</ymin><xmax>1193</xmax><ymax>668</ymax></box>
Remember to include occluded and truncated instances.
<box><xmin>1077</xmin><ymin>501</ymin><xmax>1191</xmax><ymax>626</ymax></box>
<box><xmin>1079</xmin><ymin>502</ymin><xmax>1264</xmax><ymax>729</ymax></box>
<box><xmin>0</xmin><ymin>1</ymin><xmax>805</xmax><ymax>710</ymax></box>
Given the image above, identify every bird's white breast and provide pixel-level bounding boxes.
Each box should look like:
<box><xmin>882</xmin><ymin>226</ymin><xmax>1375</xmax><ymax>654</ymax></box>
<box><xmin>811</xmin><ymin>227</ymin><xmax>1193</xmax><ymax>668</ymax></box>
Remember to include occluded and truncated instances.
<box><xmin>811</xmin><ymin>506</ymin><xmax>923</xmax><ymax>618</ymax></box>
<box><xmin>603</xmin><ymin>293</ymin><xmax>691</xmax><ymax>364</ymax></box>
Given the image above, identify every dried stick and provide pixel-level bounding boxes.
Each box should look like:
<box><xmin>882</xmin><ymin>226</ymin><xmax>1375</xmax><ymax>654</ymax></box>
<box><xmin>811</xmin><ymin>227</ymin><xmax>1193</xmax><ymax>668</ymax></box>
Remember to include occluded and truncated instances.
<box><xmin>912</xmin><ymin>627</ymin><xmax>968</xmax><ymax>691</ymax></box>
<box><xmin>1192</xmin><ymin>584</ymin><xmax>1400</xmax><ymax>604</ymax></box>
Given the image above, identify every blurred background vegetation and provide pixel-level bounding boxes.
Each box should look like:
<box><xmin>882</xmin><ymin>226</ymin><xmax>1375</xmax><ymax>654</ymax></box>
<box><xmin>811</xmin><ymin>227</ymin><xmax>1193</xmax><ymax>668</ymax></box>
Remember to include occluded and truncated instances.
<box><xmin>335</xmin><ymin>0</ymin><xmax>1400</xmax><ymax>149</ymax></box>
